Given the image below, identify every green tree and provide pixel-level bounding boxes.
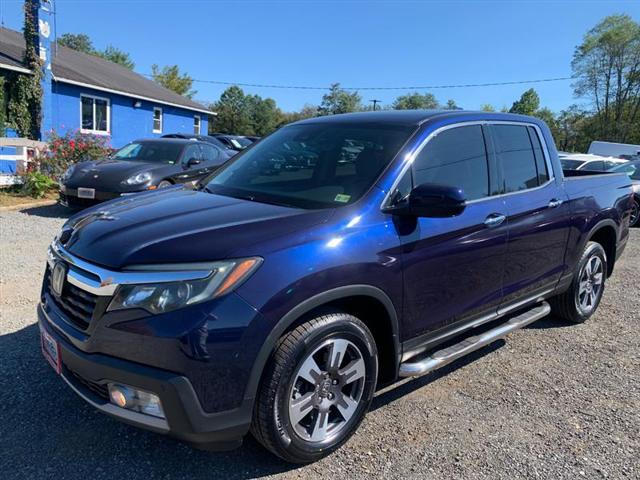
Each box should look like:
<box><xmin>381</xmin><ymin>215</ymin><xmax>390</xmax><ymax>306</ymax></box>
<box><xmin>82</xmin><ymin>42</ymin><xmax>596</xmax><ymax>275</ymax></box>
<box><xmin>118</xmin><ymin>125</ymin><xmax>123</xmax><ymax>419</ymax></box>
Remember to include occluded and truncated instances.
<box><xmin>247</xmin><ymin>95</ymin><xmax>282</xmax><ymax>136</ymax></box>
<box><xmin>555</xmin><ymin>105</ymin><xmax>591</xmax><ymax>152</ymax></box>
<box><xmin>480</xmin><ymin>103</ymin><xmax>495</xmax><ymax>112</ymax></box>
<box><xmin>211</xmin><ymin>85</ymin><xmax>252</xmax><ymax>134</ymax></box>
<box><xmin>97</xmin><ymin>45</ymin><xmax>135</xmax><ymax>70</ymax></box>
<box><xmin>58</xmin><ymin>33</ymin><xmax>134</xmax><ymax>70</ymax></box>
<box><xmin>445</xmin><ymin>99</ymin><xmax>458</xmax><ymax>110</ymax></box>
<box><xmin>151</xmin><ymin>64</ymin><xmax>196</xmax><ymax>98</ymax></box>
<box><xmin>572</xmin><ymin>14</ymin><xmax>640</xmax><ymax>142</ymax></box>
<box><xmin>58</xmin><ymin>33</ymin><xmax>94</xmax><ymax>54</ymax></box>
<box><xmin>534</xmin><ymin>107</ymin><xmax>561</xmax><ymax>141</ymax></box>
<box><xmin>509</xmin><ymin>88</ymin><xmax>540</xmax><ymax>115</ymax></box>
<box><xmin>318</xmin><ymin>83</ymin><xmax>362</xmax><ymax>115</ymax></box>
<box><xmin>279</xmin><ymin>104</ymin><xmax>319</xmax><ymax>126</ymax></box>
<box><xmin>212</xmin><ymin>86</ymin><xmax>284</xmax><ymax>135</ymax></box>
<box><xmin>392</xmin><ymin>92</ymin><xmax>439</xmax><ymax>110</ymax></box>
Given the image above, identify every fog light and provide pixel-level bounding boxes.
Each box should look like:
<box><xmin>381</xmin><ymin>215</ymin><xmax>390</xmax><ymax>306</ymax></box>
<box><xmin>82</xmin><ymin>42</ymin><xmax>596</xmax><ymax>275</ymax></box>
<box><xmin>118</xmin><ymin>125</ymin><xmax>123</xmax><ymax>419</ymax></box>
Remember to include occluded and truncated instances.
<box><xmin>107</xmin><ymin>383</ymin><xmax>165</xmax><ymax>419</ymax></box>
<box><xmin>109</xmin><ymin>386</ymin><xmax>130</xmax><ymax>408</ymax></box>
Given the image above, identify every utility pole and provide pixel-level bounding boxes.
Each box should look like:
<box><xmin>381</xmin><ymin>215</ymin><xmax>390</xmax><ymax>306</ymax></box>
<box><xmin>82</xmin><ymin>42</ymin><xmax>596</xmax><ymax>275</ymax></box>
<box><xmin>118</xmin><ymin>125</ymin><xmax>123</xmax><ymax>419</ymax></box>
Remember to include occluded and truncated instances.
<box><xmin>369</xmin><ymin>99</ymin><xmax>381</xmax><ymax>111</ymax></box>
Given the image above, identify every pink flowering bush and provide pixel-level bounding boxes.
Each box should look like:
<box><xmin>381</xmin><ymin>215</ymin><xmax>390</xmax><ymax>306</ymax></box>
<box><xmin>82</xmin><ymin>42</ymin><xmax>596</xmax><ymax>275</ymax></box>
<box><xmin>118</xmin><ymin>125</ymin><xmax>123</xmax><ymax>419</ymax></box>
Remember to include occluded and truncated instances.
<box><xmin>38</xmin><ymin>130</ymin><xmax>113</xmax><ymax>178</ymax></box>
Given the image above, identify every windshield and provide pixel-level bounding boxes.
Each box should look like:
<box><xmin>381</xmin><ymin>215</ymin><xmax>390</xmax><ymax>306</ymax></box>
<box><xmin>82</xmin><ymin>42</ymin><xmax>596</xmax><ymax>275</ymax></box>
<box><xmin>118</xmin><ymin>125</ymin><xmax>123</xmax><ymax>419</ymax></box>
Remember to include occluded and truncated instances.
<box><xmin>610</xmin><ymin>161</ymin><xmax>640</xmax><ymax>180</ymax></box>
<box><xmin>203</xmin><ymin>123</ymin><xmax>415</xmax><ymax>209</ymax></box>
<box><xmin>235</xmin><ymin>137</ymin><xmax>253</xmax><ymax>148</ymax></box>
<box><xmin>561</xmin><ymin>159</ymin><xmax>586</xmax><ymax>170</ymax></box>
<box><xmin>112</xmin><ymin>142</ymin><xmax>183</xmax><ymax>164</ymax></box>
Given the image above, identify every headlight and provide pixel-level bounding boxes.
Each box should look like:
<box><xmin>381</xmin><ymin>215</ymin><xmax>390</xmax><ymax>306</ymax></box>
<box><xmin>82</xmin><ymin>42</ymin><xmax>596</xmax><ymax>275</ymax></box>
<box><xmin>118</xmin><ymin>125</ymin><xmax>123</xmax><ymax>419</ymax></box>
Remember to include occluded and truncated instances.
<box><xmin>123</xmin><ymin>171</ymin><xmax>152</xmax><ymax>185</ymax></box>
<box><xmin>107</xmin><ymin>257</ymin><xmax>262</xmax><ymax>314</ymax></box>
<box><xmin>60</xmin><ymin>164</ymin><xmax>76</xmax><ymax>183</ymax></box>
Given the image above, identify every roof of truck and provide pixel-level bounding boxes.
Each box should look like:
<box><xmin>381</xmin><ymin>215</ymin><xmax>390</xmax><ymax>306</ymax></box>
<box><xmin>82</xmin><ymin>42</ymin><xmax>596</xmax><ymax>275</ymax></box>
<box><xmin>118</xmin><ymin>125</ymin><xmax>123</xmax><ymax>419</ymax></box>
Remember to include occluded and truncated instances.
<box><xmin>293</xmin><ymin>110</ymin><xmax>542</xmax><ymax>127</ymax></box>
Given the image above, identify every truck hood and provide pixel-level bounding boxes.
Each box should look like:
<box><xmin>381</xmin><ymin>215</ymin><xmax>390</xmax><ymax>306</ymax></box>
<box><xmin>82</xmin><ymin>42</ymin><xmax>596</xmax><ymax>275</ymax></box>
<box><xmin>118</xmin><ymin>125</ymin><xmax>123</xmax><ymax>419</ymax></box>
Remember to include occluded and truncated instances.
<box><xmin>62</xmin><ymin>187</ymin><xmax>332</xmax><ymax>269</ymax></box>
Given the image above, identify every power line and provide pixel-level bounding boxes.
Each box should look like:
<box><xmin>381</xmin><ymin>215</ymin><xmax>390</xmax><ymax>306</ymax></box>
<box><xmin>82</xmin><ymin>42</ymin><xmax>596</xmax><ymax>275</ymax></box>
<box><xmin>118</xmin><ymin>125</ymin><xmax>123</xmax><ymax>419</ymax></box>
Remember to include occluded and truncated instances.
<box><xmin>141</xmin><ymin>74</ymin><xmax>572</xmax><ymax>91</ymax></box>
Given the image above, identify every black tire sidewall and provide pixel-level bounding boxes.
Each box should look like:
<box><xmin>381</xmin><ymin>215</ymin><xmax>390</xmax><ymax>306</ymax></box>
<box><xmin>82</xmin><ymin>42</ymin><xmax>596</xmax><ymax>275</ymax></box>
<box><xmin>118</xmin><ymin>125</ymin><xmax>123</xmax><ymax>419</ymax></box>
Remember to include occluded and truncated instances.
<box><xmin>572</xmin><ymin>242</ymin><xmax>607</xmax><ymax>321</ymax></box>
<box><xmin>631</xmin><ymin>200</ymin><xmax>639</xmax><ymax>227</ymax></box>
<box><xmin>272</xmin><ymin>317</ymin><xmax>378</xmax><ymax>461</ymax></box>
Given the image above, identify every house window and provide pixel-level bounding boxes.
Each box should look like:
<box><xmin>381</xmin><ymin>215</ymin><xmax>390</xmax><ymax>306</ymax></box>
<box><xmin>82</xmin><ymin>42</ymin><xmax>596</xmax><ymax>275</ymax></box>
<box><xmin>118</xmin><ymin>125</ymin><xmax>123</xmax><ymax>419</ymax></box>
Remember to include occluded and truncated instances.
<box><xmin>153</xmin><ymin>107</ymin><xmax>163</xmax><ymax>133</ymax></box>
<box><xmin>80</xmin><ymin>94</ymin><xmax>110</xmax><ymax>134</ymax></box>
<box><xmin>193</xmin><ymin>115</ymin><xmax>201</xmax><ymax>135</ymax></box>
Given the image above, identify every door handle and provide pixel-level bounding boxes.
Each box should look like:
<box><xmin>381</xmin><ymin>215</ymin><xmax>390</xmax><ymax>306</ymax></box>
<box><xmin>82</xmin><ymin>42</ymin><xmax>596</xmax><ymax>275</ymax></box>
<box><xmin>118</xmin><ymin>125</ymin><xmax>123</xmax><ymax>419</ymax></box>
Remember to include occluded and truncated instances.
<box><xmin>484</xmin><ymin>213</ymin><xmax>506</xmax><ymax>227</ymax></box>
<box><xmin>548</xmin><ymin>198</ymin><xmax>563</xmax><ymax>208</ymax></box>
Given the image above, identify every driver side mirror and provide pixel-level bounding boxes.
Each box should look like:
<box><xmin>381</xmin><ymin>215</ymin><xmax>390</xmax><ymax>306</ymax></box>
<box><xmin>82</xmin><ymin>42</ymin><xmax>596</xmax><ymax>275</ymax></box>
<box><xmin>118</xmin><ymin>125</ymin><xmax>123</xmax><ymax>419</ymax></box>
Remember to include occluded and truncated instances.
<box><xmin>383</xmin><ymin>183</ymin><xmax>466</xmax><ymax>218</ymax></box>
<box><xmin>187</xmin><ymin>157</ymin><xmax>202</xmax><ymax>166</ymax></box>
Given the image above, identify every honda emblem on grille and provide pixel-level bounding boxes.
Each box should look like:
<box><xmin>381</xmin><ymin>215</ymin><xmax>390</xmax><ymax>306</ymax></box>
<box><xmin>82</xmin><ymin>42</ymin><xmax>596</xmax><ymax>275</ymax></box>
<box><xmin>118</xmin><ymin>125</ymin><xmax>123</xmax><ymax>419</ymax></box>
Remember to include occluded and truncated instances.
<box><xmin>51</xmin><ymin>262</ymin><xmax>67</xmax><ymax>297</ymax></box>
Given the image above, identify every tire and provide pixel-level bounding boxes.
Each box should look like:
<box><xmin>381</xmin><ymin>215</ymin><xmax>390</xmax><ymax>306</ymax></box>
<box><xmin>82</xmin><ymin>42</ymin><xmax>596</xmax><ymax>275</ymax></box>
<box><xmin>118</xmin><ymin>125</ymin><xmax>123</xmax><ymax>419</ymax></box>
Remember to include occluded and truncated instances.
<box><xmin>630</xmin><ymin>199</ymin><xmax>639</xmax><ymax>227</ymax></box>
<box><xmin>550</xmin><ymin>241</ymin><xmax>607</xmax><ymax>323</ymax></box>
<box><xmin>251</xmin><ymin>313</ymin><xmax>378</xmax><ymax>463</ymax></box>
<box><xmin>157</xmin><ymin>180</ymin><xmax>173</xmax><ymax>188</ymax></box>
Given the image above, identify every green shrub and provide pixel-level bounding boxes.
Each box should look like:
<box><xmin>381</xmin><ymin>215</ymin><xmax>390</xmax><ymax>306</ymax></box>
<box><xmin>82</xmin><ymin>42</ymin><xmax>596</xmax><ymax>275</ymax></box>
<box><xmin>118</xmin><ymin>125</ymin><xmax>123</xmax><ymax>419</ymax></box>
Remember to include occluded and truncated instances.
<box><xmin>22</xmin><ymin>172</ymin><xmax>57</xmax><ymax>198</ymax></box>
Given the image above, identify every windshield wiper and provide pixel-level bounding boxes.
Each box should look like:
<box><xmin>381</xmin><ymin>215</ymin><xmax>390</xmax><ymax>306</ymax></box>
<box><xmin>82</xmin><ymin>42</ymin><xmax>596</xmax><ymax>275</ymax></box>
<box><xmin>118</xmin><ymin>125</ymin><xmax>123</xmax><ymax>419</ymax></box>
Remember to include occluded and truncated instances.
<box><xmin>199</xmin><ymin>185</ymin><xmax>298</xmax><ymax>208</ymax></box>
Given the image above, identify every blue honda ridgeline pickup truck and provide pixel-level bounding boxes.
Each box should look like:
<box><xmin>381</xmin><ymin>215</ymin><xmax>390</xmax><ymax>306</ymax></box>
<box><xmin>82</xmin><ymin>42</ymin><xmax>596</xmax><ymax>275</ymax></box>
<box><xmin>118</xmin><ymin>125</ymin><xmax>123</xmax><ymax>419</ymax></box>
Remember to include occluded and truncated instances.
<box><xmin>38</xmin><ymin>111</ymin><xmax>633</xmax><ymax>463</ymax></box>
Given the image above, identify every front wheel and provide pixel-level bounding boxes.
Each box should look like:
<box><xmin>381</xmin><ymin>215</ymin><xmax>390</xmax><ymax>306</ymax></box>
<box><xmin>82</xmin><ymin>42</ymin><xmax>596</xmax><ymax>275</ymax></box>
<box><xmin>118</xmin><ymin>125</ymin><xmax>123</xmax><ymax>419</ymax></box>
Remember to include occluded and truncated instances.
<box><xmin>630</xmin><ymin>199</ymin><xmax>639</xmax><ymax>227</ymax></box>
<box><xmin>157</xmin><ymin>180</ymin><xmax>173</xmax><ymax>188</ymax></box>
<box><xmin>550</xmin><ymin>241</ymin><xmax>607</xmax><ymax>323</ymax></box>
<box><xmin>251</xmin><ymin>313</ymin><xmax>378</xmax><ymax>463</ymax></box>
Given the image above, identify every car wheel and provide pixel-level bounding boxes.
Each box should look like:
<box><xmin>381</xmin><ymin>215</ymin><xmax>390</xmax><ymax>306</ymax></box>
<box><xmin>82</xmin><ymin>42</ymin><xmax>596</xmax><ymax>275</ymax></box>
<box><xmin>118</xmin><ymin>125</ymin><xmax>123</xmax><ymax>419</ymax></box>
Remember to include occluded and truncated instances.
<box><xmin>157</xmin><ymin>180</ymin><xmax>173</xmax><ymax>188</ymax></box>
<box><xmin>630</xmin><ymin>199</ymin><xmax>639</xmax><ymax>227</ymax></box>
<box><xmin>251</xmin><ymin>313</ymin><xmax>378</xmax><ymax>463</ymax></box>
<box><xmin>550</xmin><ymin>241</ymin><xmax>607</xmax><ymax>323</ymax></box>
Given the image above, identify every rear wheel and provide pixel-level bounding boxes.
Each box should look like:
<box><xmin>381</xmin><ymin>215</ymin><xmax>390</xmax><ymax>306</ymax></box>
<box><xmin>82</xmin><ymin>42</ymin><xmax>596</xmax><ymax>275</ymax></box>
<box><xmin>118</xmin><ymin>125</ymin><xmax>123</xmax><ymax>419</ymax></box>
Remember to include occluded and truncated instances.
<box><xmin>251</xmin><ymin>313</ymin><xmax>378</xmax><ymax>463</ymax></box>
<box><xmin>550</xmin><ymin>241</ymin><xmax>607</xmax><ymax>323</ymax></box>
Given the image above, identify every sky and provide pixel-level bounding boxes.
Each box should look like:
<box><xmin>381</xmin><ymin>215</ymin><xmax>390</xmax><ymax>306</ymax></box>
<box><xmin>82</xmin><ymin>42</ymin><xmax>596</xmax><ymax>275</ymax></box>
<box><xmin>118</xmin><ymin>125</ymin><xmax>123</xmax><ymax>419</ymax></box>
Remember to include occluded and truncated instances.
<box><xmin>1</xmin><ymin>0</ymin><xmax>639</xmax><ymax>113</ymax></box>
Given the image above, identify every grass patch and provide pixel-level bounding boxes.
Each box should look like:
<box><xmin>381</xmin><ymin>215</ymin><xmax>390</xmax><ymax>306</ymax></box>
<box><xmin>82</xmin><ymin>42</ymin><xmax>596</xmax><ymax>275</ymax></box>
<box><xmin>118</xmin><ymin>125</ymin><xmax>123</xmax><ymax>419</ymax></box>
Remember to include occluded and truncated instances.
<box><xmin>0</xmin><ymin>187</ymin><xmax>58</xmax><ymax>207</ymax></box>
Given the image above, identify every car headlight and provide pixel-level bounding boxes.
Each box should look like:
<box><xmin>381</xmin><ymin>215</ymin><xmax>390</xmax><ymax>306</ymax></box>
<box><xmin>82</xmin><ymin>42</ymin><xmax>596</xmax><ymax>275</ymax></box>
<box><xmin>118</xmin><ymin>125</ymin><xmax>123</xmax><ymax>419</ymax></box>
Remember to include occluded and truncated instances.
<box><xmin>123</xmin><ymin>172</ymin><xmax>152</xmax><ymax>185</ymax></box>
<box><xmin>107</xmin><ymin>257</ymin><xmax>262</xmax><ymax>315</ymax></box>
<box><xmin>60</xmin><ymin>164</ymin><xmax>76</xmax><ymax>183</ymax></box>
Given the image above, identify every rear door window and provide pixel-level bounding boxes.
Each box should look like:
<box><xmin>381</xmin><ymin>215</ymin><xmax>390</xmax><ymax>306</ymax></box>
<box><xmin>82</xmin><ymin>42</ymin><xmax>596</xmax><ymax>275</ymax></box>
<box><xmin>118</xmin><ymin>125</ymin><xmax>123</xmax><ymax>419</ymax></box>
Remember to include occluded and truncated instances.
<box><xmin>527</xmin><ymin>126</ymin><xmax>550</xmax><ymax>184</ymax></box>
<box><xmin>493</xmin><ymin>125</ymin><xmax>542</xmax><ymax>193</ymax></box>
<box><xmin>182</xmin><ymin>145</ymin><xmax>201</xmax><ymax>164</ymax></box>
<box><xmin>412</xmin><ymin>125</ymin><xmax>490</xmax><ymax>201</ymax></box>
<box><xmin>200</xmin><ymin>144</ymin><xmax>223</xmax><ymax>165</ymax></box>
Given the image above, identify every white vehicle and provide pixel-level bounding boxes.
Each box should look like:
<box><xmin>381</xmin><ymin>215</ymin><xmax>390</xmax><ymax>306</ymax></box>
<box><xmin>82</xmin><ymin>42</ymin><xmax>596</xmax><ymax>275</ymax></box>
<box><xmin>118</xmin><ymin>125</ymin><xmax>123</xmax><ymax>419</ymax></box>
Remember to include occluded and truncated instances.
<box><xmin>588</xmin><ymin>141</ymin><xmax>640</xmax><ymax>159</ymax></box>
<box><xmin>559</xmin><ymin>153</ymin><xmax>628</xmax><ymax>172</ymax></box>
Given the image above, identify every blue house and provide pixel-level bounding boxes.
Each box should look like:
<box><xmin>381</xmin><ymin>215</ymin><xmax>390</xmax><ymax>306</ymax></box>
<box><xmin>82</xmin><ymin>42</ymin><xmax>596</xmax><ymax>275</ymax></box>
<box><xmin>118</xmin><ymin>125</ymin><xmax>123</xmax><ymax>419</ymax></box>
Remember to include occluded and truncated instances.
<box><xmin>1</xmin><ymin>14</ymin><xmax>210</xmax><ymax>174</ymax></box>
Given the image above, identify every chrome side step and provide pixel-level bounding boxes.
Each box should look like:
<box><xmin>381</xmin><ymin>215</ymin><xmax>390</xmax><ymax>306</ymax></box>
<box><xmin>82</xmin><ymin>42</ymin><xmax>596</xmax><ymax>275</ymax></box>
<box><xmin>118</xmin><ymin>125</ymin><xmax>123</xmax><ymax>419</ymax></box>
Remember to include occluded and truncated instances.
<box><xmin>398</xmin><ymin>302</ymin><xmax>551</xmax><ymax>378</ymax></box>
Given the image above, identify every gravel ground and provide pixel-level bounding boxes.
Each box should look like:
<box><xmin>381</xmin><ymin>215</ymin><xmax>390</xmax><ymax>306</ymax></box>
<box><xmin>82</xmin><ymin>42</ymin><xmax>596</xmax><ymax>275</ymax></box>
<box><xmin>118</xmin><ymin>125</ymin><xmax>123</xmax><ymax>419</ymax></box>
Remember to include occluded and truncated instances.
<box><xmin>0</xmin><ymin>204</ymin><xmax>638</xmax><ymax>480</ymax></box>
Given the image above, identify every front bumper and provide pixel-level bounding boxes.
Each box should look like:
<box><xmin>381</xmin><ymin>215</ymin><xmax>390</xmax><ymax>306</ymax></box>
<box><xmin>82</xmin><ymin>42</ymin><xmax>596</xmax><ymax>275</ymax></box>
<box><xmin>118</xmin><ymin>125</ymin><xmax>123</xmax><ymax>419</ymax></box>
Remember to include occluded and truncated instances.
<box><xmin>59</xmin><ymin>186</ymin><xmax>146</xmax><ymax>208</ymax></box>
<box><xmin>38</xmin><ymin>304</ymin><xmax>253</xmax><ymax>449</ymax></box>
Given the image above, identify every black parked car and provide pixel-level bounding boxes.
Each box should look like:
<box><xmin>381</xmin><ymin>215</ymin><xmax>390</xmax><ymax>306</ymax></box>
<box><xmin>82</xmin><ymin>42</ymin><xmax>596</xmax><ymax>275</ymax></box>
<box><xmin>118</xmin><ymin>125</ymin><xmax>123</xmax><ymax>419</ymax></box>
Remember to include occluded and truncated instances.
<box><xmin>211</xmin><ymin>133</ymin><xmax>252</xmax><ymax>150</ymax></box>
<box><xmin>59</xmin><ymin>138</ymin><xmax>230</xmax><ymax>208</ymax></box>
<box><xmin>161</xmin><ymin>133</ymin><xmax>239</xmax><ymax>155</ymax></box>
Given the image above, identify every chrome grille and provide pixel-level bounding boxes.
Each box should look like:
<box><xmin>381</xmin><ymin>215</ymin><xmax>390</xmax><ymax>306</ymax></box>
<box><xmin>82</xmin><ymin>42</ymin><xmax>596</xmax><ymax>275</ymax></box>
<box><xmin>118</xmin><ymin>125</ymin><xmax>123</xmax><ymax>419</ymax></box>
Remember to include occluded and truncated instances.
<box><xmin>46</xmin><ymin>266</ymin><xmax>98</xmax><ymax>330</ymax></box>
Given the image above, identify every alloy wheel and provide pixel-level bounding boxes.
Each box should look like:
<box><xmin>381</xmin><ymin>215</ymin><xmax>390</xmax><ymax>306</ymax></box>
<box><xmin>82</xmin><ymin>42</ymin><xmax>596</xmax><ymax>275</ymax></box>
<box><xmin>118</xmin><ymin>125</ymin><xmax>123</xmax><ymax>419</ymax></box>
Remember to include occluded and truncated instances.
<box><xmin>576</xmin><ymin>255</ymin><xmax>604</xmax><ymax>314</ymax></box>
<box><xmin>288</xmin><ymin>338</ymin><xmax>366</xmax><ymax>443</ymax></box>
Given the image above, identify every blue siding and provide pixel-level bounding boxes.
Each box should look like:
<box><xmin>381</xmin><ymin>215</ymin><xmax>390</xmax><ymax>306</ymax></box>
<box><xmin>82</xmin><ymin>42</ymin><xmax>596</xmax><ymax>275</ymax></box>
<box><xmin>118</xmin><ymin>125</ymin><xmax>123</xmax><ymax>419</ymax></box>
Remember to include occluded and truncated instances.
<box><xmin>0</xmin><ymin>128</ymin><xmax>19</xmax><ymax>174</ymax></box>
<box><xmin>51</xmin><ymin>82</ymin><xmax>209</xmax><ymax>148</ymax></box>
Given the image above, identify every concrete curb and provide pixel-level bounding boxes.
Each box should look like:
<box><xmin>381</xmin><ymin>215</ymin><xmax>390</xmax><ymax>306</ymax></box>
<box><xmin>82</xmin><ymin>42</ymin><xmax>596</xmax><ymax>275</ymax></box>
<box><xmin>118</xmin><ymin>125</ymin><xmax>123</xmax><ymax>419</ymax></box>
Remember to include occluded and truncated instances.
<box><xmin>0</xmin><ymin>199</ymin><xmax>58</xmax><ymax>212</ymax></box>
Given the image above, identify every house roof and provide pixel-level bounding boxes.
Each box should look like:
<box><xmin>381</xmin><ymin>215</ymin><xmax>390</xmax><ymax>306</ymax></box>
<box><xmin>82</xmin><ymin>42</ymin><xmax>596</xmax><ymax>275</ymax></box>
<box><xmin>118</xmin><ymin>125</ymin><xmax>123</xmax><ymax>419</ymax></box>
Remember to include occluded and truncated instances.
<box><xmin>0</xmin><ymin>27</ymin><xmax>211</xmax><ymax>114</ymax></box>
